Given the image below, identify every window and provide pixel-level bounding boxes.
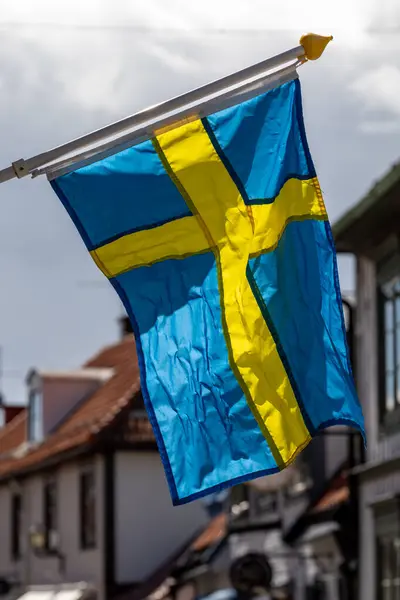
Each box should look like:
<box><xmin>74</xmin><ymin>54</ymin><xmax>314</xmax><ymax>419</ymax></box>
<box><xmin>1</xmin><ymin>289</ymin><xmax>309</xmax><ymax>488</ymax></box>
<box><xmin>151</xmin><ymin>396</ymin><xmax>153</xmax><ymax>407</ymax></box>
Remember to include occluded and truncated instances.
<box><xmin>28</xmin><ymin>388</ymin><xmax>43</xmax><ymax>442</ymax></box>
<box><xmin>376</xmin><ymin>531</ymin><xmax>400</xmax><ymax>600</ymax></box>
<box><xmin>11</xmin><ymin>493</ymin><xmax>22</xmax><ymax>560</ymax></box>
<box><xmin>43</xmin><ymin>478</ymin><xmax>57</xmax><ymax>552</ymax></box>
<box><xmin>375</xmin><ymin>501</ymin><xmax>400</xmax><ymax>600</ymax></box>
<box><xmin>286</xmin><ymin>456</ymin><xmax>312</xmax><ymax>497</ymax></box>
<box><xmin>79</xmin><ymin>468</ymin><xmax>96</xmax><ymax>549</ymax></box>
<box><xmin>252</xmin><ymin>489</ymin><xmax>278</xmax><ymax>517</ymax></box>
<box><xmin>378</xmin><ymin>255</ymin><xmax>400</xmax><ymax>421</ymax></box>
<box><xmin>230</xmin><ymin>484</ymin><xmax>250</xmax><ymax>520</ymax></box>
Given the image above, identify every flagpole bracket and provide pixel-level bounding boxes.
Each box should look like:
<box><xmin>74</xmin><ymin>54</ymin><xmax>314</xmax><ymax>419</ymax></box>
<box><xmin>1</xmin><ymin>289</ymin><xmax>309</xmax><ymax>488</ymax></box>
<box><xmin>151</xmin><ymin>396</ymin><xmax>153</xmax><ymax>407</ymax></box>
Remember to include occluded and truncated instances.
<box><xmin>300</xmin><ymin>33</ymin><xmax>333</xmax><ymax>61</ymax></box>
<box><xmin>12</xmin><ymin>159</ymin><xmax>30</xmax><ymax>179</ymax></box>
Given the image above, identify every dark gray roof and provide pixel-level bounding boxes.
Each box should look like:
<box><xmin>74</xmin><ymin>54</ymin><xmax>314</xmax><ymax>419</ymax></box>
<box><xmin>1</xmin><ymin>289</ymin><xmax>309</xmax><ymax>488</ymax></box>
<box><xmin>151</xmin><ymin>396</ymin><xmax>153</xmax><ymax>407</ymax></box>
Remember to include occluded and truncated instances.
<box><xmin>333</xmin><ymin>161</ymin><xmax>400</xmax><ymax>254</ymax></box>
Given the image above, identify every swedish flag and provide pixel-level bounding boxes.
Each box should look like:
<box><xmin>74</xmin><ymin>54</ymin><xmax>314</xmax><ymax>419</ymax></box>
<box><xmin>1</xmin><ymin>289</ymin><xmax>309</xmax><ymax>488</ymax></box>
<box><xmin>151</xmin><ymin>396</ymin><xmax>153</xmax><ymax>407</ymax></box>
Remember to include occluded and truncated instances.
<box><xmin>51</xmin><ymin>78</ymin><xmax>364</xmax><ymax>505</ymax></box>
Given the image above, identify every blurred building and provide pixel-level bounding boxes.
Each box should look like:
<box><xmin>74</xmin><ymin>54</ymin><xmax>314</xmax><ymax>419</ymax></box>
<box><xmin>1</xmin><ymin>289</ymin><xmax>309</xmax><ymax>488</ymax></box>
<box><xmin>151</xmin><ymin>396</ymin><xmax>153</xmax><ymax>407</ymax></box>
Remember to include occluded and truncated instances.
<box><xmin>334</xmin><ymin>161</ymin><xmax>400</xmax><ymax>600</ymax></box>
<box><xmin>224</xmin><ymin>430</ymin><xmax>361</xmax><ymax>600</ymax></box>
<box><xmin>150</xmin><ymin>432</ymin><xmax>362</xmax><ymax>600</ymax></box>
<box><xmin>0</xmin><ymin>318</ymin><xmax>207</xmax><ymax>600</ymax></box>
<box><xmin>0</xmin><ymin>162</ymin><xmax>386</xmax><ymax>600</ymax></box>
<box><xmin>158</xmin><ymin>224</ymin><xmax>366</xmax><ymax>600</ymax></box>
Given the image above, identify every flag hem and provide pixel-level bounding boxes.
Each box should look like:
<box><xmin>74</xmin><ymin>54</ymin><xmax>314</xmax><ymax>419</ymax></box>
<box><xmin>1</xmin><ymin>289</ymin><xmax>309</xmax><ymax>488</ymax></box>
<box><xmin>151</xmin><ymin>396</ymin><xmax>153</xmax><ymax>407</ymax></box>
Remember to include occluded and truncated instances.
<box><xmin>172</xmin><ymin>417</ymin><xmax>365</xmax><ymax>506</ymax></box>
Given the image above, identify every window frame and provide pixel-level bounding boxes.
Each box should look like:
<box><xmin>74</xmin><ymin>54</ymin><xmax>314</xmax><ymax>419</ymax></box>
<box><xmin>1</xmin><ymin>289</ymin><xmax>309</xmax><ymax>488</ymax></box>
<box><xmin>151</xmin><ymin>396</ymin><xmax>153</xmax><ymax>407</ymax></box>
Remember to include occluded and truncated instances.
<box><xmin>10</xmin><ymin>492</ymin><xmax>22</xmax><ymax>561</ymax></box>
<box><xmin>375</xmin><ymin>500</ymin><xmax>400</xmax><ymax>600</ymax></box>
<box><xmin>285</xmin><ymin>455</ymin><xmax>313</xmax><ymax>499</ymax></box>
<box><xmin>377</xmin><ymin>252</ymin><xmax>400</xmax><ymax>428</ymax></box>
<box><xmin>28</xmin><ymin>387</ymin><xmax>43</xmax><ymax>443</ymax></box>
<box><xmin>230</xmin><ymin>483</ymin><xmax>250</xmax><ymax>520</ymax></box>
<box><xmin>79</xmin><ymin>465</ymin><xmax>97</xmax><ymax>550</ymax></box>
<box><xmin>43</xmin><ymin>477</ymin><xmax>58</xmax><ymax>553</ymax></box>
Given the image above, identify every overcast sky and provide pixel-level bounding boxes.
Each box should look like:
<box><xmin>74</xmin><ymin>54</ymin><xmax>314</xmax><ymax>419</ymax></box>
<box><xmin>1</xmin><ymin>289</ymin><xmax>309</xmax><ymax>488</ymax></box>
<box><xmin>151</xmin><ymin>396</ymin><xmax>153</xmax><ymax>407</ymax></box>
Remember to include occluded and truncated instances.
<box><xmin>0</xmin><ymin>0</ymin><xmax>399</xmax><ymax>404</ymax></box>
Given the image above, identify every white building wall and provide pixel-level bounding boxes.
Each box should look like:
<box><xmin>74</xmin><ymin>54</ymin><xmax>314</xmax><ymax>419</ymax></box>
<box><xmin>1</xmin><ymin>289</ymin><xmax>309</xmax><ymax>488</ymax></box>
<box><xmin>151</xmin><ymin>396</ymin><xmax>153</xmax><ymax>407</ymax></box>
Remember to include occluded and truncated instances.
<box><xmin>0</xmin><ymin>455</ymin><xmax>105</xmax><ymax>600</ymax></box>
<box><xmin>114</xmin><ymin>451</ymin><xmax>207</xmax><ymax>583</ymax></box>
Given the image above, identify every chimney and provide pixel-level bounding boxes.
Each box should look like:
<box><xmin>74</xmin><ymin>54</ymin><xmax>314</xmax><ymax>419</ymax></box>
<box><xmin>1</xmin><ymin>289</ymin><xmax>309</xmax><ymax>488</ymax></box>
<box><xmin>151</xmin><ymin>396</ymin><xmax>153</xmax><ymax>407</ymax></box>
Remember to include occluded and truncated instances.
<box><xmin>119</xmin><ymin>315</ymin><xmax>133</xmax><ymax>339</ymax></box>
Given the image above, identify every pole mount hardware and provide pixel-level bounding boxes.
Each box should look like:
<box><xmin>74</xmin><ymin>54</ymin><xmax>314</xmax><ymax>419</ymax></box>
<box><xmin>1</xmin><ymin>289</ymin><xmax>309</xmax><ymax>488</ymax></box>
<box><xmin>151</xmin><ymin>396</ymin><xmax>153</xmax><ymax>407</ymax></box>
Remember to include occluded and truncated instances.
<box><xmin>12</xmin><ymin>159</ymin><xmax>30</xmax><ymax>179</ymax></box>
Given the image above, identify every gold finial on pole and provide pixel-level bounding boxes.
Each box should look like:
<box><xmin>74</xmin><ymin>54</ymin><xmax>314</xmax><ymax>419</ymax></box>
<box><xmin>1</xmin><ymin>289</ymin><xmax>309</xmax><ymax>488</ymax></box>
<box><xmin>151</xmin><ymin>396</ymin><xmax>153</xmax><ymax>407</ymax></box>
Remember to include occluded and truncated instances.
<box><xmin>300</xmin><ymin>33</ymin><xmax>333</xmax><ymax>61</ymax></box>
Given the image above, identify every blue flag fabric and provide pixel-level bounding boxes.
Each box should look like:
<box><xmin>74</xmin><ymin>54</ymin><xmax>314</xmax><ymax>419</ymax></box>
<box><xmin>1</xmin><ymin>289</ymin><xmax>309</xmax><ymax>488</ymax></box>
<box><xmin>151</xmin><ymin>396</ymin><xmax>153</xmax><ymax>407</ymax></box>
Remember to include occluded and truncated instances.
<box><xmin>50</xmin><ymin>77</ymin><xmax>365</xmax><ymax>505</ymax></box>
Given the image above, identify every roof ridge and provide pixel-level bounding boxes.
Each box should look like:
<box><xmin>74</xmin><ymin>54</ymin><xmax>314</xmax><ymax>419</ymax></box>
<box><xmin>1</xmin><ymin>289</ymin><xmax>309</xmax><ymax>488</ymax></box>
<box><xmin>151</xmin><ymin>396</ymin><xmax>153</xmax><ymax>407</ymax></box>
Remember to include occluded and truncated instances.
<box><xmin>333</xmin><ymin>160</ymin><xmax>400</xmax><ymax>245</ymax></box>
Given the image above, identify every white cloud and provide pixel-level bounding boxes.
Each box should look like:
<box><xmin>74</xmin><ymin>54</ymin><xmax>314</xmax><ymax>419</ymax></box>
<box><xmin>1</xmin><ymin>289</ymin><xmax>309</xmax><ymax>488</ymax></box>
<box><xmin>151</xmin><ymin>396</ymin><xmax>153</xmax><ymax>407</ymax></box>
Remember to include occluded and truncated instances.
<box><xmin>351</xmin><ymin>64</ymin><xmax>400</xmax><ymax>116</ymax></box>
<box><xmin>350</xmin><ymin>64</ymin><xmax>400</xmax><ymax>132</ymax></box>
<box><xmin>142</xmin><ymin>40</ymin><xmax>201</xmax><ymax>75</ymax></box>
<box><xmin>359</xmin><ymin>120</ymin><xmax>400</xmax><ymax>134</ymax></box>
<box><xmin>0</xmin><ymin>0</ymin><xmax>397</xmax><ymax>124</ymax></box>
<box><xmin>0</xmin><ymin>0</ymin><xmax>398</xmax><ymax>148</ymax></box>
<box><xmin>0</xmin><ymin>0</ymin><xmax>382</xmax><ymax>38</ymax></box>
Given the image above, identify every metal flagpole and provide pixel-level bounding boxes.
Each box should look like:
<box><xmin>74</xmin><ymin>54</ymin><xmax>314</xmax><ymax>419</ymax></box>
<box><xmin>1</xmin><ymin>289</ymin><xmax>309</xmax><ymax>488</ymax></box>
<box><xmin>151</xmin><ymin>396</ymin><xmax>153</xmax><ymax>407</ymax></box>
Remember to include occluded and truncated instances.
<box><xmin>0</xmin><ymin>33</ymin><xmax>331</xmax><ymax>184</ymax></box>
<box><xmin>46</xmin><ymin>61</ymin><xmax>298</xmax><ymax>180</ymax></box>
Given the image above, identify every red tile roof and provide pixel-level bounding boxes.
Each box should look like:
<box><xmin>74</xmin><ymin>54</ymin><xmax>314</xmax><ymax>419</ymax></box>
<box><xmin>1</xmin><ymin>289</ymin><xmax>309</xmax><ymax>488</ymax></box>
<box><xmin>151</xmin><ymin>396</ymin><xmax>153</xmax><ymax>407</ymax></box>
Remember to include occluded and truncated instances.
<box><xmin>284</xmin><ymin>464</ymin><xmax>351</xmax><ymax>544</ymax></box>
<box><xmin>0</xmin><ymin>335</ymin><xmax>143</xmax><ymax>479</ymax></box>
<box><xmin>312</xmin><ymin>485</ymin><xmax>349</xmax><ymax>512</ymax></box>
<box><xmin>312</xmin><ymin>471</ymin><xmax>349</xmax><ymax>513</ymax></box>
<box><xmin>191</xmin><ymin>513</ymin><xmax>227</xmax><ymax>552</ymax></box>
<box><xmin>0</xmin><ymin>409</ymin><xmax>27</xmax><ymax>455</ymax></box>
<box><xmin>4</xmin><ymin>406</ymin><xmax>25</xmax><ymax>425</ymax></box>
